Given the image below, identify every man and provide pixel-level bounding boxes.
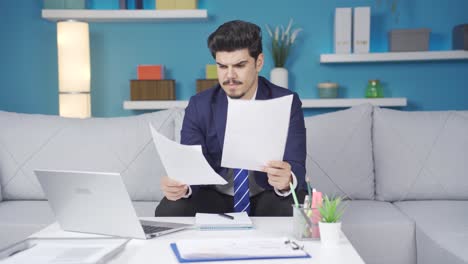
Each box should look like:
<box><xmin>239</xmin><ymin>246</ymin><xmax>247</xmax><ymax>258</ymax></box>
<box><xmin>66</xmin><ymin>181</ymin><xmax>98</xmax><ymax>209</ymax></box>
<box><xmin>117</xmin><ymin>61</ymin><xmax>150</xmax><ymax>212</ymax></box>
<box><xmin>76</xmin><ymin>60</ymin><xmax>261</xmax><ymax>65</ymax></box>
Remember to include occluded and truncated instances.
<box><xmin>155</xmin><ymin>20</ymin><xmax>306</xmax><ymax>217</ymax></box>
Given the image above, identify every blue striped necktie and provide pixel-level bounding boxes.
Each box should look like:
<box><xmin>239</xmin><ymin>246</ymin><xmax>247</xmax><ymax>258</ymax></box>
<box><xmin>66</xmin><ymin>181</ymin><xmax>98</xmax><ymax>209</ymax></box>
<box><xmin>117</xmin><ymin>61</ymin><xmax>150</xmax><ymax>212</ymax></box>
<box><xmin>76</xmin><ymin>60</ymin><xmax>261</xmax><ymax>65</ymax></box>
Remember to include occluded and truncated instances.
<box><xmin>233</xmin><ymin>168</ymin><xmax>250</xmax><ymax>214</ymax></box>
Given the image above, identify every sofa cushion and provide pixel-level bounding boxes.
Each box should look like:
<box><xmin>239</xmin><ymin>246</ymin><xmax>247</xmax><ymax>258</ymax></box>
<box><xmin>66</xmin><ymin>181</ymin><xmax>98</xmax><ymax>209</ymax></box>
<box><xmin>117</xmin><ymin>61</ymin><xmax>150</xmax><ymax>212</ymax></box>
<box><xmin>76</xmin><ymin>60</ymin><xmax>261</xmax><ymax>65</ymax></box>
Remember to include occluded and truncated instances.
<box><xmin>0</xmin><ymin>201</ymin><xmax>55</xmax><ymax>250</ymax></box>
<box><xmin>373</xmin><ymin>108</ymin><xmax>468</xmax><ymax>201</ymax></box>
<box><xmin>0</xmin><ymin>110</ymin><xmax>177</xmax><ymax>201</ymax></box>
<box><xmin>304</xmin><ymin>104</ymin><xmax>374</xmax><ymax>199</ymax></box>
<box><xmin>394</xmin><ymin>201</ymin><xmax>468</xmax><ymax>264</ymax></box>
<box><xmin>173</xmin><ymin>107</ymin><xmax>185</xmax><ymax>143</ymax></box>
<box><xmin>133</xmin><ymin>201</ymin><xmax>160</xmax><ymax>217</ymax></box>
<box><xmin>341</xmin><ymin>200</ymin><xmax>416</xmax><ymax>264</ymax></box>
<box><xmin>0</xmin><ymin>201</ymin><xmax>55</xmax><ymax>226</ymax></box>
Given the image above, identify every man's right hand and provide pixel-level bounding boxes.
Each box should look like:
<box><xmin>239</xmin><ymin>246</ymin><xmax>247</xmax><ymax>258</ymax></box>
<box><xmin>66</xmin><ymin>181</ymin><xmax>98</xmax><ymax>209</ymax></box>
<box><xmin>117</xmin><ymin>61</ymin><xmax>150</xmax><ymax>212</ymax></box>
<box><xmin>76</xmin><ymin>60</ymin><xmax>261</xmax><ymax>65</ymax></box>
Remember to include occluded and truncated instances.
<box><xmin>161</xmin><ymin>176</ymin><xmax>189</xmax><ymax>201</ymax></box>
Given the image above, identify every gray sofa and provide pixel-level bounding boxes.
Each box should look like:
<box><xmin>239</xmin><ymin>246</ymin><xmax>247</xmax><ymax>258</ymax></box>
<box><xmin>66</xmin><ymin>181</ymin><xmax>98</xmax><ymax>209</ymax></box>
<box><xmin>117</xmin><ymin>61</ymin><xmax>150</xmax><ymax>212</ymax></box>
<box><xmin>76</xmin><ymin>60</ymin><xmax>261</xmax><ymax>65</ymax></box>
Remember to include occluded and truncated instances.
<box><xmin>1</xmin><ymin>104</ymin><xmax>467</xmax><ymax>264</ymax></box>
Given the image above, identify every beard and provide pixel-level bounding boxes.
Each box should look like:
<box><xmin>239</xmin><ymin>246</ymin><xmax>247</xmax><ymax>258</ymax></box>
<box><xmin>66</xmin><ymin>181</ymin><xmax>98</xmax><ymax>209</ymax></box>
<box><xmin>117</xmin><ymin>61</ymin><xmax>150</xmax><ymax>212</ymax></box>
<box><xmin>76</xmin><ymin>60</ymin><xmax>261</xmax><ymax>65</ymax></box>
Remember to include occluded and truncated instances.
<box><xmin>223</xmin><ymin>79</ymin><xmax>245</xmax><ymax>99</ymax></box>
<box><xmin>228</xmin><ymin>93</ymin><xmax>245</xmax><ymax>99</ymax></box>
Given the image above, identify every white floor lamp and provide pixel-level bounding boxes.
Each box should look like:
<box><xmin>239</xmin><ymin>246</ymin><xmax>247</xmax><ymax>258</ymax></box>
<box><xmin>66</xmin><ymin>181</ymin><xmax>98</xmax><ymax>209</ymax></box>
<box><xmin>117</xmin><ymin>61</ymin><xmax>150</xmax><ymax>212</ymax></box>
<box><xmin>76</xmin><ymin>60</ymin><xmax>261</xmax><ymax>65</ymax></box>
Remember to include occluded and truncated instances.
<box><xmin>57</xmin><ymin>20</ymin><xmax>91</xmax><ymax>118</ymax></box>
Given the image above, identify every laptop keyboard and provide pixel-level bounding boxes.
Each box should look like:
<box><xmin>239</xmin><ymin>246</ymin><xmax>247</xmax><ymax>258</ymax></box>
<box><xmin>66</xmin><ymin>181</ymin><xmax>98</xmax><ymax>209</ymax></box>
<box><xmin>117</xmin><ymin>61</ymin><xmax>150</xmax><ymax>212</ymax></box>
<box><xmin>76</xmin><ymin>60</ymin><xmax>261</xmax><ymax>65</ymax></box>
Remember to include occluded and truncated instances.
<box><xmin>141</xmin><ymin>225</ymin><xmax>172</xmax><ymax>234</ymax></box>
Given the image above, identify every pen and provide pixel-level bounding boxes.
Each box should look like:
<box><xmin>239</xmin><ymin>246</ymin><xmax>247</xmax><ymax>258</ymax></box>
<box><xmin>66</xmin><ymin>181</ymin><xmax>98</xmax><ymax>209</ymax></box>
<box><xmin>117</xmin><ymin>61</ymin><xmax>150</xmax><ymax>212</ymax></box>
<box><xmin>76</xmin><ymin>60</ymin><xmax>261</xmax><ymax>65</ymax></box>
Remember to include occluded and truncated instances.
<box><xmin>218</xmin><ymin>213</ymin><xmax>234</xmax><ymax>220</ymax></box>
<box><xmin>305</xmin><ymin>176</ymin><xmax>312</xmax><ymax>207</ymax></box>
<box><xmin>299</xmin><ymin>208</ymin><xmax>315</xmax><ymax>228</ymax></box>
<box><xmin>290</xmin><ymin>182</ymin><xmax>299</xmax><ymax>208</ymax></box>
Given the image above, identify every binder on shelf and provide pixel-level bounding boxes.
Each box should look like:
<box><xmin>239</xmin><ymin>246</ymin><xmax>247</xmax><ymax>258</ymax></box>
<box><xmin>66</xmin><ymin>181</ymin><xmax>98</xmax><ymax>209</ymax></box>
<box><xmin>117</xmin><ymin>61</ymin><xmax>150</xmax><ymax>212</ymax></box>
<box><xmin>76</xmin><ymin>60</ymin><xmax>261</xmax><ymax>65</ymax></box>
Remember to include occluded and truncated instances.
<box><xmin>196</xmin><ymin>79</ymin><xmax>218</xmax><ymax>93</ymax></box>
<box><xmin>119</xmin><ymin>0</ymin><xmax>127</xmax><ymax>9</ymax></box>
<box><xmin>157</xmin><ymin>0</ymin><xmax>175</xmax><ymax>9</ymax></box>
<box><xmin>334</xmin><ymin>8</ymin><xmax>352</xmax><ymax>54</ymax></box>
<box><xmin>170</xmin><ymin>238</ymin><xmax>310</xmax><ymax>263</ymax></box>
<box><xmin>353</xmin><ymin>7</ymin><xmax>371</xmax><ymax>53</ymax></box>
<box><xmin>176</xmin><ymin>0</ymin><xmax>198</xmax><ymax>9</ymax></box>
<box><xmin>130</xmin><ymin>80</ymin><xmax>175</xmax><ymax>100</ymax></box>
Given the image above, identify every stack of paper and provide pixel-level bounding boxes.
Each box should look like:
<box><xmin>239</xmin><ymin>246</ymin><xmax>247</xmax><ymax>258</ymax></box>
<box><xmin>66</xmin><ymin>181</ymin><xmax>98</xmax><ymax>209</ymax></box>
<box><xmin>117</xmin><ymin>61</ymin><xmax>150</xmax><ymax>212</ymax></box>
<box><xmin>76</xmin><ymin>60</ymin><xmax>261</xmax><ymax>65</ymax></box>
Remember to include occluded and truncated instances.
<box><xmin>195</xmin><ymin>212</ymin><xmax>253</xmax><ymax>230</ymax></box>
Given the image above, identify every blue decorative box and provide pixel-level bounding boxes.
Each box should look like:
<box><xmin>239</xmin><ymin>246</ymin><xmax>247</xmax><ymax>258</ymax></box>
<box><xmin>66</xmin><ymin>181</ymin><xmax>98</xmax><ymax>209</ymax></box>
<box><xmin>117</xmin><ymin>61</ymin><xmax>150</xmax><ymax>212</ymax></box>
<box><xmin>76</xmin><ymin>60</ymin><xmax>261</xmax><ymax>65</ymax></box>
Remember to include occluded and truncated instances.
<box><xmin>43</xmin><ymin>0</ymin><xmax>87</xmax><ymax>9</ymax></box>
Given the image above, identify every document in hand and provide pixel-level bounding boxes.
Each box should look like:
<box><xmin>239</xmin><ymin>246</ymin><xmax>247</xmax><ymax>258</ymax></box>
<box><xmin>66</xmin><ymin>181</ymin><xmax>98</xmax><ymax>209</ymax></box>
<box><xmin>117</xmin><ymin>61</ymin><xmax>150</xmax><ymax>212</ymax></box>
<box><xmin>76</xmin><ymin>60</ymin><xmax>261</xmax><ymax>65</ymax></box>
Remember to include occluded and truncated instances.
<box><xmin>149</xmin><ymin>124</ymin><xmax>227</xmax><ymax>185</ymax></box>
<box><xmin>170</xmin><ymin>238</ymin><xmax>310</xmax><ymax>263</ymax></box>
<box><xmin>195</xmin><ymin>212</ymin><xmax>253</xmax><ymax>230</ymax></box>
<box><xmin>221</xmin><ymin>95</ymin><xmax>293</xmax><ymax>171</ymax></box>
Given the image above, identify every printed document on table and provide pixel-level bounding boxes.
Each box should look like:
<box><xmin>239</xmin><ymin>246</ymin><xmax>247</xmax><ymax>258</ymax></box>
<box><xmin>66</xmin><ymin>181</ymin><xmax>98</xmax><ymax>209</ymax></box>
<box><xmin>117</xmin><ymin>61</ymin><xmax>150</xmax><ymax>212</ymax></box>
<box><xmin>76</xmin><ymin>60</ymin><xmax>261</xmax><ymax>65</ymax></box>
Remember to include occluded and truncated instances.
<box><xmin>221</xmin><ymin>95</ymin><xmax>293</xmax><ymax>171</ymax></box>
<box><xmin>150</xmin><ymin>125</ymin><xmax>227</xmax><ymax>185</ymax></box>
<box><xmin>171</xmin><ymin>238</ymin><xmax>310</xmax><ymax>261</ymax></box>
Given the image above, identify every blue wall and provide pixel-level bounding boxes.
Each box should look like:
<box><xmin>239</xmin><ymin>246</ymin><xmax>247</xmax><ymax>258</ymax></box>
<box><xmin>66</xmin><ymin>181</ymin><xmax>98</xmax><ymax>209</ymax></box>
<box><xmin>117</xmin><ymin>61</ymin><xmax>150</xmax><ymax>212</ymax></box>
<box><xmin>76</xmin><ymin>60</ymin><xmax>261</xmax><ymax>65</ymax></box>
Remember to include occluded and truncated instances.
<box><xmin>1</xmin><ymin>0</ymin><xmax>467</xmax><ymax>117</ymax></box>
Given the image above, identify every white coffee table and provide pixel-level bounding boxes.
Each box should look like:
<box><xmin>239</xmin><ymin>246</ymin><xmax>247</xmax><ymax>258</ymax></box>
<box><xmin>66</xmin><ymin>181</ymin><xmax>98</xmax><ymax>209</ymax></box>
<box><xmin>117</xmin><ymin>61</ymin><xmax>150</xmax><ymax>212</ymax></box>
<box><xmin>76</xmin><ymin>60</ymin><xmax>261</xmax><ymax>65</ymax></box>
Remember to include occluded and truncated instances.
<box><xmin>31</xmin><ymin>217</ymin><xmax>364</xmax><ymax>264</ymax></box>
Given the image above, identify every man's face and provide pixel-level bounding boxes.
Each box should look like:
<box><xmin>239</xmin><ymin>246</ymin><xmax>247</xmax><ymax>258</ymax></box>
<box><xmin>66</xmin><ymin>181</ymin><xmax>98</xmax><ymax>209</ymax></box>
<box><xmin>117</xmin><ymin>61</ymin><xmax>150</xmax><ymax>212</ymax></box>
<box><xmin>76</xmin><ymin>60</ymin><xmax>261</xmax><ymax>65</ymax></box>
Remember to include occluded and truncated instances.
<box><xmin>215</xmin><ymin>48</ymin><xmax>264</xmax><ymax>100</ymax></box>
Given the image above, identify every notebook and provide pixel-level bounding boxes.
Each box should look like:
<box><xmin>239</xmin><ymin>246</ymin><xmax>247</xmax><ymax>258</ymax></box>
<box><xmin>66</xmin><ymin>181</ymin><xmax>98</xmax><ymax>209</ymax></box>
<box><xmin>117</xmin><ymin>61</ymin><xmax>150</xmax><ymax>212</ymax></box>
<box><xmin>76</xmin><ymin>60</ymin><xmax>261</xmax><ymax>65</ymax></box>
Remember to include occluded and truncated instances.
<box><xmin>170</xmin><ymin>238</ymin><xmax>310</xmax><ymax>262</ymax></box>
<box><xmin>195</xmin><ymin>212</ymin><xmax>253</xmax><ymax>230</ymax></box>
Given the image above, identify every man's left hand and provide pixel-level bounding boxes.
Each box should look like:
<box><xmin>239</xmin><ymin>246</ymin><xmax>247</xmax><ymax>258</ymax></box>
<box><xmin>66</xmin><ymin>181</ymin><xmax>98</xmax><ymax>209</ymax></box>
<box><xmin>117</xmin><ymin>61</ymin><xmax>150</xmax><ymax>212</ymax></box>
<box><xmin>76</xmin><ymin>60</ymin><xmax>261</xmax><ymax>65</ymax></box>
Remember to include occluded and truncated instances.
<box><xmin>262</xmin><ymin>161</ymin><xmax>292</xmax><ymax>191</ymax></box>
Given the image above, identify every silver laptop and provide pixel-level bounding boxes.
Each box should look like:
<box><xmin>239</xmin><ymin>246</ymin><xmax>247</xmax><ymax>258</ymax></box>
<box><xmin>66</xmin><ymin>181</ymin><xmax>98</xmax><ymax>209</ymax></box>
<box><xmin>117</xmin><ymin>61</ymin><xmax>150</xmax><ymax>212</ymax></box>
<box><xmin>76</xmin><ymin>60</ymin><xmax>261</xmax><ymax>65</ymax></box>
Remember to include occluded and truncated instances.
<box><xmin>34</xmin><ymin>169</ymin><xmax>191</xmax><ymax>239</ymax></box>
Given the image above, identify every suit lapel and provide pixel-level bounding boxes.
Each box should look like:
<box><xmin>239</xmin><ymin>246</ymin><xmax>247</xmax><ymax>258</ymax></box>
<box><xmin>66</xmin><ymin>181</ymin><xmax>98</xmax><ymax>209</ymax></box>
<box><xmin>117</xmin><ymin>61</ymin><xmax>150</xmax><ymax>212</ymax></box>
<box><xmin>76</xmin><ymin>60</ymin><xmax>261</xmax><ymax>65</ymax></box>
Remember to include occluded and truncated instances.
<box><xmin>255</xmin><ymin>77</ymin><xmax>271</xmax><ymax>100</ymax></box>
<box><xmin>212</xmin><ymin>87</ymin><xmax>228</xmax><ymax>149</ymax></box>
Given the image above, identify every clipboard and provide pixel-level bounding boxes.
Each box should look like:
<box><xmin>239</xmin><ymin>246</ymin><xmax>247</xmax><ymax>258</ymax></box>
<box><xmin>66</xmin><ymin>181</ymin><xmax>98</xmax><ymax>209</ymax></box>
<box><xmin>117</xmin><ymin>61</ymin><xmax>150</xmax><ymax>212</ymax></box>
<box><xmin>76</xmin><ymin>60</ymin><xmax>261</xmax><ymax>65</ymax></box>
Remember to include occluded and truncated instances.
<box><xmin>170</xmin><ymin>238</ymin><xmax>311</xmax><ymax>263</ymax></box>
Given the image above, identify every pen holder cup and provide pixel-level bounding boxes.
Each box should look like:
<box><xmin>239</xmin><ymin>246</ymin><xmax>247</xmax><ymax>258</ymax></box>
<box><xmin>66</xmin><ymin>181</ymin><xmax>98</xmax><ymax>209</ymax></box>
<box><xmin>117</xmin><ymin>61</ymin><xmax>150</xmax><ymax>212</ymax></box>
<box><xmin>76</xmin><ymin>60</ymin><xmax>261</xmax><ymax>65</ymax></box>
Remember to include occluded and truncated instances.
<box><xmin>292</xmin><ymin>205</ymin><xmax>320</xmax><ymax>241</ymax></box>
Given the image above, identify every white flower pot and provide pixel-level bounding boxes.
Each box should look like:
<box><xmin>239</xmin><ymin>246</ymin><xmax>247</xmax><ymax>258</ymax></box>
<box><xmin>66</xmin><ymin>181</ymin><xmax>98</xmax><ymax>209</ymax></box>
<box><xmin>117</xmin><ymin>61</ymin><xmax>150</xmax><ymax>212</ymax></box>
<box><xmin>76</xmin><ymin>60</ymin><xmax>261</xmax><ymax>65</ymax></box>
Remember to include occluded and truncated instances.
<box><xmin>270</xmin><ymin>67</ymin><xmax>288</xmax><ymax>89</ymax></box>
<box><xmin>319</xmin><ymin>222</ymin><xmax>341</xmax><ymax>247</ymax></box>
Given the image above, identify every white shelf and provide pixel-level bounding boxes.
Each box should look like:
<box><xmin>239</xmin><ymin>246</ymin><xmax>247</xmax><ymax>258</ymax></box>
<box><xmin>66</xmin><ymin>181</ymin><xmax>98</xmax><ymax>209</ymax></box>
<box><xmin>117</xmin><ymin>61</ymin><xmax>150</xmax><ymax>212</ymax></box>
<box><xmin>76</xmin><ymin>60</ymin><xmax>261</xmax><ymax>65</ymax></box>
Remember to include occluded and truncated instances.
<box><xmin>301</xmin><ymin>98</ymin><xmax>407</xmax><ymax>108</ymax></box>
<box><xmin>41</xmin><ymin>9</ymin><xmax>208</xmax><ymax>22</ymax></box>
<box><xmin>320</xmin><ymin>50</ymin><xmax>468</xmax><ymax>63</ymax></box>
<box><xmin>123</xmin><ymin>98</ymin><xmax>407</xmax><ymax>110</ymax></box>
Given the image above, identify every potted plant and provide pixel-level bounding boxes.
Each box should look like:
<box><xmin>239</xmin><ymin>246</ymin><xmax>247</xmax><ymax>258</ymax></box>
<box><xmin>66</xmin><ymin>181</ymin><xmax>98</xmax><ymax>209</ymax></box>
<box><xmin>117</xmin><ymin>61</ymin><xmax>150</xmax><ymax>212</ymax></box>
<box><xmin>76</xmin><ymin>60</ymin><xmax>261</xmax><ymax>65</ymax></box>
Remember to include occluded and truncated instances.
<box><xmin>318</xmin><ymin>195</ymin><xmax>344</xmax><ymax>246</ymax></box>
<box><xmin>265</xmin><ymin>19</ymin><xmax>302</xmax><ymax>89</ymax></box>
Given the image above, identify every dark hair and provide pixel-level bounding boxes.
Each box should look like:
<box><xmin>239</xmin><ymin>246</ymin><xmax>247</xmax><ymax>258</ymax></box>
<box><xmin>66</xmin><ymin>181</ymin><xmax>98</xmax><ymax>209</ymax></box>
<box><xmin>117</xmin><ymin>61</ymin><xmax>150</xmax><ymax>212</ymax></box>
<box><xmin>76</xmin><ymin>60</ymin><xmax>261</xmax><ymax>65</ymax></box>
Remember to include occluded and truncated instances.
<box><xmin>207</xmin><ymin>20</ymin><xmax>263</xmax><ymax>60</ymax></box>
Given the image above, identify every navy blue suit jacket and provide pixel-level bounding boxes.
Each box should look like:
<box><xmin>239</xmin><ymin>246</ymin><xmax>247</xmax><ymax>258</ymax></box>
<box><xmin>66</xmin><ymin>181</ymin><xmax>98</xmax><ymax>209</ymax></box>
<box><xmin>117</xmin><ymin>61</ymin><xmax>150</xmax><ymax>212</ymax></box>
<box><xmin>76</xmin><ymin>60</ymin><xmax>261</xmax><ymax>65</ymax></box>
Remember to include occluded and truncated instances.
<box><xmin>181</xmin><ymin>76</ymin><xmax>307</xmax><ymax>194</ymax></box>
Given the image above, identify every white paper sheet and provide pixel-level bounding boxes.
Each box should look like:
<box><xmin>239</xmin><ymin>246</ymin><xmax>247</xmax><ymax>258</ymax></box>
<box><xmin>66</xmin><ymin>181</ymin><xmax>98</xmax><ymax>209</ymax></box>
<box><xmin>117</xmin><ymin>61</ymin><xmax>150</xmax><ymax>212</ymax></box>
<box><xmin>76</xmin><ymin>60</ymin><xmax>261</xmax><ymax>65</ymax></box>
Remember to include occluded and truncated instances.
<box><xmin>149</xmin><ymin>125</ymin><xmax>227</xmax><ymax>185</ymax></box>
<box><xmin>221</xmin><ymin>95</ymin><xmax>293</xmax><ymax>171</ymax></box>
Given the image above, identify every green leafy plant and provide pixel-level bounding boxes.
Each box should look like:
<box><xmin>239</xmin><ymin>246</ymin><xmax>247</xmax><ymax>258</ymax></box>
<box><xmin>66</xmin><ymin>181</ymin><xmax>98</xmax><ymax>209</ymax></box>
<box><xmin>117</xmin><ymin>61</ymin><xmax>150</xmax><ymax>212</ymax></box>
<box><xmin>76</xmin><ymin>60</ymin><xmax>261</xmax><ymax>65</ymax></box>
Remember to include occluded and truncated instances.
<box><xmin>265</xmin><ymin>19</ymin><xmax>302</xmax><ymax>68</ymax></box>
<box><xmin>318</xmin><ymin>195</ymin><xmax>344</xmax><ymax>223</ymax></box>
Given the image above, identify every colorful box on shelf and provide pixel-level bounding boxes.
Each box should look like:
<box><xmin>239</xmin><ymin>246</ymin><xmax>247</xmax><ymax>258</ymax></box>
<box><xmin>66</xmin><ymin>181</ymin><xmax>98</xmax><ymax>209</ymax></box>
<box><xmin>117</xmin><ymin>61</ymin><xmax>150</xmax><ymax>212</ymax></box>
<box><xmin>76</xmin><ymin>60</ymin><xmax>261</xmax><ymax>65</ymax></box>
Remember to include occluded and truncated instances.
<box><xmin>196</xmin><ymin>79</ymin><xmax>219</xmax><ymax>93</ymax></box>
<box><xmin>130</xmin><ymin>80</ymin><xmax>175</xmax><ymax>100</ymax></box>
<box><xmin>389</xmin><ymin>28</ymin><xmax>430</xmax><ymax>52</ymax></box>
<box><xmin>157</xmin><ymin>0</ymin><xmax>197</xmax><ymax>9</ymax></box>
<box><xmin>43</xmin><ymin>0</ymin><xmax>86</xmax><ymax>9</ymax></box>
<box><xmin>205</xmin><ymin>64</ymin><xmax>217</xmax><ymax>79</ymax></box>
<box><xmin>137</xmin><ymin>65</ymin><xmax>164</xmax><ymax>80</ymax></box>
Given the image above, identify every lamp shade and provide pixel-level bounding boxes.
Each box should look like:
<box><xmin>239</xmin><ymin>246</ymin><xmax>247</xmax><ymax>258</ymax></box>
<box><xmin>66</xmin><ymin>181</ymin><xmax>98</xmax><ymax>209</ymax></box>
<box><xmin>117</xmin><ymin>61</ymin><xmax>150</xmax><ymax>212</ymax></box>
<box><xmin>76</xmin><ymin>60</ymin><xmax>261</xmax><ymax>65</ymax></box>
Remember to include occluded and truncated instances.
<box><xmin>57</xmin><ymin>21</ymin><xmax>91</xmax><ymax>118</ymax></box>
